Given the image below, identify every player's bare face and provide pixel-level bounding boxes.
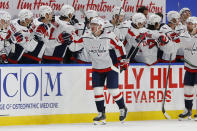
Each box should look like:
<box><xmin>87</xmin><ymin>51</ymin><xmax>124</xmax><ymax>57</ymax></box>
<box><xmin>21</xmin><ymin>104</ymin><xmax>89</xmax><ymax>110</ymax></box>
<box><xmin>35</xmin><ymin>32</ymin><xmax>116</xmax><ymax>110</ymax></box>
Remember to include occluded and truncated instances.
<box><xmin>68</xmin><ymin>13</ymin><xmax>73</xmax><ymax>20</ymax></box>
<box><xmin>90</xmin><ymin>23</ymin><xmax>102</xmax><ymax>36</ymax></box>
<box><xmin>183</xmin><ymin>11</ymin><xmax>191</xmax><ymax>19</ymax></box>
<box><xmin>187</xmin><ymin>22</ymin><xmax>194</xmax><ymax>33</ymax></box>
<box><xmin>25</xmin><ymin>18</ymin><xmax>33</xmax><ymax>26</ymax></box>
<box><xmin>90</xmin><ymin>23</ymin><xmax>99</xmax><ymax>33</ymax></box>
<box><xmin>47</xmin><ymin>13</ymin><xmax>53</xmax><ymax>21</ymax></box>
<box><xmin>119</xmin><ymin>15</ymin><xmax>124</xmax><ymax>23</ymax></box>
<box><xmin>155</xmin><ymin>23</ymin><xmax>161</xmax><ymax>30</ymax></box>
<box><xmin>0</xmin><ymin>19</ymin><xmax>10</xmax><ymax>29</ymax></box>
<box><xmin>114</xmin><ymin>14</ymin><xmax>124</xmax><ymax>23</ymax></box>
<box><xmin>143</xmin><ymin>10</ymin><xmax>148</xmax><ymax>18</ymax></box>
<box><xmin>171</xmin><ymin>18</ymin><xmax>179</xmax><ymax>26</ymax></box>
<box><xmin>137</xmin><ymin>22</ymin><xmax>145</xmax><ymax>28</ymax></box>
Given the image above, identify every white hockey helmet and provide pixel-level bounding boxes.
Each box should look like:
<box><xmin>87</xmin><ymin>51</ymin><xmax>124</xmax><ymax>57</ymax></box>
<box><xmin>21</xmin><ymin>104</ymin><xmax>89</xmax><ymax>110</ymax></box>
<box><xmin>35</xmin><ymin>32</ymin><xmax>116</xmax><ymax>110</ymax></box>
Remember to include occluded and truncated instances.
<box><xmin>90</xmin><ymin>17</ymin><xmax>104</xmax><ymax>28</ymax></box>
<box><xmin>179</xmin><ymin>8</ymin><xmax>190</xmax><ymax>15</ymax></box>
<box><xmin>0</xmin><ymin>11</ymin><xmax>11</xmax><ymax>22</ymax></box>
<box><xmin>39</xmin><ymin>5</ymin><xmax>52</xmax><ymax>17</ymax></box>
<box><xmin>60</xmin><ymin>5</ymin><xmax>75</xmax><ymax>17</ymax></box>
<box><xmin>148</xmin><ymin>14</ymin><xmax>161</xmax><ymax>25</ymax></box>
<box><xmin>91</xmin><ymin>17</ymin><xmax>104</xmax><ymax>25</ymax></box>
<box><xmin>86</xmin><ymin>10</ymin><xmax>98</xmax><ymax>19</ymax></box>
<box><xmin>186</xmin><ymin>17</ymin><xmax>196</xmax><ymax>24</ymax></box>
<box><xmin>132</xmin><ymin>13</ymin><xmax>146</xmax><ymax>25</ymax></box>
<box><xmin>167</xmin><ymin>11</ymin><xmax>180</xmax><ymax>22</ymax></box>
<box><xmin>112</xmin><ymin>6</ymin><xmax>125</xmax><ymax>17</ymax></box>
<box><xmin>18</xmin><ymin>9</ymin><xmax>33</xmax><ymax>21</ymax></box>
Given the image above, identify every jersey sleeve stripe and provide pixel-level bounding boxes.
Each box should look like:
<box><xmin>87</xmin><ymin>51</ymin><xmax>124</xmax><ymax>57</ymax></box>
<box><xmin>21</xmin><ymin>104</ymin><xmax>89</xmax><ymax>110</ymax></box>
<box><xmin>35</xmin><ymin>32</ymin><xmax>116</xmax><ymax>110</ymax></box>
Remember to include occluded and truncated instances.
<box><xmin>74</xmin><ymin>38</ymin><xmax>83</xmax><ymax>43</ymax></box>
<box><xmin>110</xmin><ymin>39</ymin><xmax>124</xmax><ymax>56</ymax></box>
<box><xmin>128</xmin><ymin>29</ymin><xmax>135</xmax><ymax>37</ymax></box>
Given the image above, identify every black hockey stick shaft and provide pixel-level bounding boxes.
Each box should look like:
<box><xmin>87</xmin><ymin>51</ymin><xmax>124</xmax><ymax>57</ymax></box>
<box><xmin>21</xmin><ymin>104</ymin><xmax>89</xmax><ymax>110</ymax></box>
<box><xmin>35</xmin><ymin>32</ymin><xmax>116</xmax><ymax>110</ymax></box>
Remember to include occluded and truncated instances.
<box><xmin>82</xmin><ymin>17</ymin><xmax>88</xmax><ymax>35</ymax></box>
<box><xmin>162</xmin><ymin>54</ymin><xmax>172</xmax><ymax>119</ymax></box>
<box><xmin>79</xmin><ymin>8</ymin><xmax>88</xmax><ymax>35</ymax></box>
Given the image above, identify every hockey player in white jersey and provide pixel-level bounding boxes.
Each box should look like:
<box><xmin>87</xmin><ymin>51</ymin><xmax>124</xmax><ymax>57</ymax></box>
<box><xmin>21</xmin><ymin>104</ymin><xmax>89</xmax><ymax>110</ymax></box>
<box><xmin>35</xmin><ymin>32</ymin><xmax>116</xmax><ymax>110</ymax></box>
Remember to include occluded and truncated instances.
<box><xmin>20</xmin><ymin>5</ymin><xmax>53</xmax><ymax>64</ymax></box>
<box><xmin>176</xmin><ymin>8</ymin><xmax>191</xmax><ymax>61</ymax></box>
<box><xmin>141</xmin><ymin>14</ymin><xmax>161</xmax><ymax>65</ymax></box>
<box><xmin>72</xmin><ymin>10</ymin><xmax>98</xmax><ymax>63</ymax></box>
<box><xmin>70</xmin><ymin>17</ymin><xmax>128</xmax><ymax>124</ymax></box>
<box><xmin>103</xmin><ymin>6</ymin><xmax>130</xmax><ymax>42</ymax></box>
<box><xmin>75</xmin><ymin>10</ymin><xmax>98</xmax><ymax>36</ymax></box>
<box><xmin>42</xmin><ymin>4</ymin><xmax>75</xmax><ymax>64</ymax></box>
<box><xmin>125</xmin><ymin>13</ymin><xmax>170</xmax><ymax>65</ymax></box>
<box><xmin>0</xmin><ymin>11</ymin><xmax>11</xmax><ymax>64</ymax></box>
<box><xmin>124</xmin><ymin>13</ymin><xmax>147</xmax><ymax>63</ymax></box>
<box><xmin>176</xmin><ymin>8</ymin><xmax>191</xmax><ymax>33</ymax></box>
<box><xmin>160</xmin><ymin>11</ymin><xmax>181</xmax><ymax>62</ymax></box>
<box><xmin>7</xmin><ymin>9</ymin><xmax>37</xmax><ymax>64</ymax></box>
<box><xmin>178</xmin><ymin>17</ymin><xmax>197</xmax><ymax>121</ymax></box>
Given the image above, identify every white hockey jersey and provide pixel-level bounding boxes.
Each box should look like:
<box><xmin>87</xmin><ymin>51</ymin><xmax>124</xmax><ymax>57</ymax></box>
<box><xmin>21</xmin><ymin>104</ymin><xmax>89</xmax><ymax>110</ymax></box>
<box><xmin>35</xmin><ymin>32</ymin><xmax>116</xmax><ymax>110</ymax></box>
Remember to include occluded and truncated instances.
<box><xmin>135</xmin><ymin>29</ymin><xmax>159</xmax><ymax>65</ymax></box>
<box><xmin>43</xmin><ymin>16</ymin><xmax>75</xmax><ymax>62</ymax></box>
<box><xmin>175</xmin><ymin>22</ymin><xmax>187</xmax><ymax>59</ymax></box>
<box><xmin>9</xmin><ymin>19</ymin><xmax>37</xmax><ymax>52</ymax></box>
<box><xmin>179</xmin><ymin>31</ymin><xmax>197</xmax><ymax>72</ymax></box>
<box><xmin>7</xmin><ymin>19</ymin><xmax>38</xmax><ymax>63</ymax></box>
<box><xmin>69</xmin><ymin>31</ymin><xmax>126</xmax><ymax>71</ymax></box>
<box><xmin>125</xmin><ymin>24</ymin><xmax>160</xmax><ymax>65</ymax></box>
<box><xmin>0</xmin><ymin>28</ymin><xmax>11</xmax><ymax>56</ymax></box>
<box><xmin>159</xmin><ymin>24</ymin><xmax>180</xmax><ymax>62</ymax></box>
<box><xmin>73</xmin><ymin>21</ymin><xmax>91</xmax><ymax>63</ymax></box>
<box><xmin>24</xmin><ymin>17</ymin><xmax>52</xmax><ymax>61</ymax></box>
<box><xmin>103</xmin><ymin>20</ymin><xmax>131</xmax><ymax>41</ymax></box>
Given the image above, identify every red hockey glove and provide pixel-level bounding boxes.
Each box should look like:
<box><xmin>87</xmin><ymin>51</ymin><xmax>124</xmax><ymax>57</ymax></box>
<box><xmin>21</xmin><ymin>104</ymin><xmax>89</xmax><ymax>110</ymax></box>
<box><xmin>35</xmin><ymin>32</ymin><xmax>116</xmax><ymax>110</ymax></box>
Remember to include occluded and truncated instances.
<box><xmin>170</xmin><ymin>33</ymin><xmax>180</xmax><ymax>43</ymax></box>
<box><xmin>135</xmin><ymin>33</ymin><xmax>147</xmax><ymax>43</ymax></box>
<box><xmin>12</xmin><ymin>32</ymin><xmax>24</xmax><ymax>43</ymax></box>
<box><xmin>1</xmin><ymin>54</ymin><xmax>8</xmax><ymax>63</ymax></box>
<box><xmin>58</xmin><ymin>32</ymin><xmax>72</xmax><ymax>45</ymax></box>
<box><xmin>158</xmin><ymin>35</ymin><xmax>169</xmax><ymax>46</ymax></box>
<box><xmin>120</xmin><ymin>59</ymin><xmax>129</xmax><ymax>71</ymax></box>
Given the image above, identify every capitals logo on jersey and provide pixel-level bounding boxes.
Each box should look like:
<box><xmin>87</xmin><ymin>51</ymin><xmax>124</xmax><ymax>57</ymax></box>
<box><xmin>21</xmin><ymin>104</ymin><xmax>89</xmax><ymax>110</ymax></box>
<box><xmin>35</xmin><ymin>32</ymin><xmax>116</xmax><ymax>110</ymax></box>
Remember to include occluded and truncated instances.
<box><xmin>191</xmin><ymin>43</ymin><xmax>197</xmax><ymax>55</ymax></box>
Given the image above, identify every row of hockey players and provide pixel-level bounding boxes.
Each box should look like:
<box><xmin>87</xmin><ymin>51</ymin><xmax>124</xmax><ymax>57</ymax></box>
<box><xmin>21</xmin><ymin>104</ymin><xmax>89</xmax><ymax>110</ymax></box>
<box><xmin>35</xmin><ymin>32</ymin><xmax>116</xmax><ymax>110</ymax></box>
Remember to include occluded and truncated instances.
<box><xmin>0</xmin><ymin>5</ymin><xmax>194</xmax><ymax>64</ymax></box>
<box><xmin>0</xmin><ymin>5</ymin><xmax>75</xmax><ymax>64</ymax></box>
<box><xmin>72</xmin><ymin>6</ymin><xmax>194</xmax><ymax>65</ymax></box>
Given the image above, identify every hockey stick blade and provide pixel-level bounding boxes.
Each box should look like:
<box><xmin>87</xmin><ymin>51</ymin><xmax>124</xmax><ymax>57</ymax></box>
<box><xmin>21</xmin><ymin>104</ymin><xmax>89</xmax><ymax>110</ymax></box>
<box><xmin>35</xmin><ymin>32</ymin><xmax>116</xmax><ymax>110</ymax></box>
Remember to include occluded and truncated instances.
<box><xmin>0</xmin><ymin>114</ymin><xmax>9</xmax><ymax>116</ymax></box>
<box><xmin>163</xmin><ymin>111</ymin><xmax>171</xmax><ymax>120</ymax></box>
<box><xmin>161</xmin><ymin>54</ymin><xmax>172</xmax><ymax>120</ymax></box>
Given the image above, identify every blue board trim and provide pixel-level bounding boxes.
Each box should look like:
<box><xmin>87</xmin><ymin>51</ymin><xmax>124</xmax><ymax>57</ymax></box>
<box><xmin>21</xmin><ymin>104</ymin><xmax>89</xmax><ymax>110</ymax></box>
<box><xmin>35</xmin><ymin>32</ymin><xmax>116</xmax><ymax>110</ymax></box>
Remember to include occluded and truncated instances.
<box><xmin>0</xmin><ymin>63</ymin><xmax>184</xmax><ymax>67</ymax></box>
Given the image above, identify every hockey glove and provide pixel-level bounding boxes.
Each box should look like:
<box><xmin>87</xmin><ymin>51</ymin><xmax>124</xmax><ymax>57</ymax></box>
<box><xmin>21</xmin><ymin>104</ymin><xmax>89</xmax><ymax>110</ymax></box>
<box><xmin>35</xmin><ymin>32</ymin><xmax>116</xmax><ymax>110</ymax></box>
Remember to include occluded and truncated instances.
<box><xmin>170</xmin><ymin>33</ymin><xmax>180</xmax><ymax>43</ymax></box>
<box><xmin>58</xmin><ymin>32</ymin><xmax>73</xmax><ymax>45</ymax></box>
<box><xmin>36</xmin><ymin>24</ymin><xmax>49</xmax><ymax>37</ymax></box>
<box><xmin>10</xmin><ymin>32</ymin><xmax>24</xmax><ymax>44</ymax></box>
<box><xmin>158</xmin><ymin>35</ymin><xmax>169</xmax><ymax>46</ymax></box>
<box><xmin>70</xmin><ymin>15</ymin><xmax>79</xmax><ymax>25</ymax></box>
<box><xmin>135</xmin><ymin>33</ymin><xmax>147</xmax><ymax>43</ymax></box>
<box><xmin>1</xmin><ymin>54</ymin><xmax>8</xmax><ymax>63</ymax></box>
<box><xmin>120</xmin><ymin>59</ymin><xmax>129</xmax><ymax>71</ymax></box>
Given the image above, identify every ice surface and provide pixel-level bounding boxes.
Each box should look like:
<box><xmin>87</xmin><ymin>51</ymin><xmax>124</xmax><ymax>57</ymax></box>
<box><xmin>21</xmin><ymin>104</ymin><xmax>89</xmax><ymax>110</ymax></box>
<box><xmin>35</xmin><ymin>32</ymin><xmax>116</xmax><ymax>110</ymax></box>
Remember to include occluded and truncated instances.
<box><xmin>1</xmin><ymin>120</ymin><xmax>197</xmax><ymax>131</ymax></box>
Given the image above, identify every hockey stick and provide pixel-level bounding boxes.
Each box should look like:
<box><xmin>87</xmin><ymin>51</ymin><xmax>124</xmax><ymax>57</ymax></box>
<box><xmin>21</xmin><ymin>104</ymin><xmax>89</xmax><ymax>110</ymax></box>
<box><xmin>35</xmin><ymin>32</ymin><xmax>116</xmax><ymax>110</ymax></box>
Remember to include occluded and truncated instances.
<box><xmin>79</xmin><ymin>8</ymin><xmax>88</xmax><ymax>35</ymax></box>
<box><xmin>120</xmin><ymin>32</ymin><xmax>147</xmax><ymax>73</ymax></box>
<box><xmin>162</xmin><ymin>54</ymin><xmax>172</xmax><ymax>120</ymax></box>
<box><xmin>0</xmin><ymin>114</ymin><xmax>9</xmax><ymax>116</ymax></box>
